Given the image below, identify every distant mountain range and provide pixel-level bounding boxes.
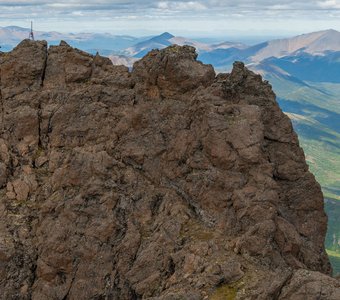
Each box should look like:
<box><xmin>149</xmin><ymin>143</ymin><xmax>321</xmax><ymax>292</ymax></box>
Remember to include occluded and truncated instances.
<box><xmin>198</xmin><ymin>29</ymin><xmax>340</xmax><ymax>69</ymax></box>
<box><xmin>2</xmin><ymin>26</ymin><xmax>339</xmax><ymax>68</ymax></box>
<box><xmin>123</xmin><ymin>32</ymin><xmax>246</xmax><ymax>58</ymax></box>
<box><xmin>250</xmin><ymin>29</ymin><xmax>340</xmax><ymax>61</ymax></box>
<box><xmin>0</xmin><ymin>26</ymin><xmax>147</xmax><ymax>52</ymax></box>
<box><xmin>252</xmin><ymin>51</ymin><xmax>340</xmax><ymax>83</ymax></box>
<box><xmin>1</xmin><ymin>26</ymin><xmax>340</xmax><ymax>269</ymax></box>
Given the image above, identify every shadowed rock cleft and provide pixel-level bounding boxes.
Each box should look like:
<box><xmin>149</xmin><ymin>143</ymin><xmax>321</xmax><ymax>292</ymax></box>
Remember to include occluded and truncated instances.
<box><xmin>0</xmin><ymin>39</ymin><xmax>339</xmax><ymax>299</ymax></box>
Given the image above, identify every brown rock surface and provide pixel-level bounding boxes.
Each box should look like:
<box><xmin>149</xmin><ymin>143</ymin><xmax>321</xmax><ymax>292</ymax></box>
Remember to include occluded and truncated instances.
<box><xmin>0</xmin><ymin>40</ymin><xmax>338</xmax><ymax>299</ymax></box>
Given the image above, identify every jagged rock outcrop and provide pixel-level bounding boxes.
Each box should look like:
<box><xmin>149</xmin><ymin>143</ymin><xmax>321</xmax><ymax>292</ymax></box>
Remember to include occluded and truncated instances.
<box><xmin>0</xmin><ymin>40</ymin><xmax>338</xmax><ymax>299</ymax></box>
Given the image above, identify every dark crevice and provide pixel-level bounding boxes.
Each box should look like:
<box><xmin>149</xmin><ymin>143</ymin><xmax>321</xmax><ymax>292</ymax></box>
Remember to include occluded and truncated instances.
<box><xmin>45</xmin><ymin>98</ymin><xmax>64</xmax><ymax>145</ymax></box>
<box><xmin>61</xmin><ymin>261</ymin><xmax>79</xmax><ymax>300</ymax></box>
<box><xmin>150</xmin><ymin>193</ymin><xmax>164</xmax><ymax>216</ymax></box>
<box><xmin>110</xmin><ymin>275</ymin><xmax>142</xmax><ymax>300</ymax></box>
<box><xmin>8</xmin><ymin>152</ymin><xmax>16</xmax><ymax>177</ymax></box>
<box><xmin>40</xmin><ymin>46</ymin><xmax>48</xmax><ymax>87</ymax></box>
<box><xmin>113</xmin><ymin>205</ymin><xmax>128</xmax><ymax>244</ymax></box>
<box><xmin>0</xmin><ymin>91</ymin><xmax>4</xmax><ymax>134</ymax></box>
<box><xmin>163</xmin><ymin>257</ymin><xmax>176</xmax><ymax>279</ymax></box>
<box><xmin>122</xmin><ymin>157</ymin><xmax>144</xmax><ymax>171</ymax></box>
<box><xmin>272</xmin><ymin>173</ymin><xmax>284</xmax><ymax>181</ymax></box>
<box><xmin>129</xmin><ymin>236</ymin><xmax>143</xmax><ymax>271</ymax></box>
<box><xmin>273</xmin><ymin>271</ymin><xmax>294</xmax><ymax>300</ymax></box>
<box><xmin>29</xmin><ymin>258</ymin><xmax>38</xmax><ymax>295</ymax></box>
<box><xmin>120</xmin><ymin>156</ymin><xmax>216</xmax><ymax>228</ymax></box>
<box><xmin>129</xmin><ymin>288</ymin><xmax>142</xmax><ymax>300</ymax></box>
<box><xmin>37</xmin><ymin>47</ymin><xmax>48</xmax><ymax>149</ymax></box>
<box><xmin>46</xmin><ymin>111</ymin><xmax>54</xmax><ymax>144</ymax></box>
<box><xmin>37</xmin><ymin>99</ymin><xmax>43</xmax><ymax>148</ymax></box>
<box><xmin>0</xmin><ymin>68</ymin><xmax>4</xmax><ymax>133</ymax></box>
<box><xmin>264</xmin><ymin>136</ymin><xmax>291</xmax><ymax>145</ymax></box>
<box><xmin>164</xmin><ymin>179</ymin><xmax>215</xmax><ymax>227</ymax></box>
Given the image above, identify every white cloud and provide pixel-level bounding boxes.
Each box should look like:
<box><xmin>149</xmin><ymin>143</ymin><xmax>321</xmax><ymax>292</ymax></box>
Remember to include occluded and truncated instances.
<box><xmin>72</xmin><ymin>11</ymin><xmax>84</xmax><ymax>16</ymax></box>
<box><xmin>269</xmin><ymin>4</ymin><xmax>290</xmax><ymax>10</ymax></box>
<box><xmin>318</xmin><ymin>0</ymin><xmax>340</xmax><ymax>9</ymax></box>
<box><xmin>158</xmin><ymin>2</ymin><xmax>169</xmax><ymax>10</ymax></box>
<box><xmin>0</xmin><ymin>0</ymin><xmax>340</xmax><ymax>34</ymax></box>
<box><xmin>158</xmin><ymin>1</ymin><xmax>207</xmax><ymax>11</ymax></box>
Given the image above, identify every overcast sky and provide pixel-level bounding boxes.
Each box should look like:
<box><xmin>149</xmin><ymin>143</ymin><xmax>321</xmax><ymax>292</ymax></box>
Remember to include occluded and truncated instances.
<box><xmin>0</xmin><ymin>0</ymin><xmax>340</xmax><ymax>37</ymax></box>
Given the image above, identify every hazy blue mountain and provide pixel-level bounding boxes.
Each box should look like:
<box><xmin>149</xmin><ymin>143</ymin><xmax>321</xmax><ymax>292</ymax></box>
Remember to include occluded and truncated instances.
<box><xmin>197</xmin><ymin>29</ymin><xmax>340</xmax><ymax>70</ymax></box>
<box><xmin>196</xmin><ymin>42</ymin><xmax>277</xmax><ymax>70</ymax></box>
<box><xmin>249</xmin><ymin>29</ymin><xmax>340</xmax><ymax>61</ymax></box>
<box><xmin>125</xmin><ymin>32</ymin><xmax>175</xmax><ymax>57</ymax></box>
<box><xmin>0</xmin><ymin>26</ymin><xmax>31</xmax><ymax>50</ymax></box>
<box><xmin>0</xmin><ymin>26</ymin><xmax>147</xmax><ymax>53</ymax></box>
<box><xmin>197</xmin><ymin>47</ymin><xmax>246</xmax><ymax>70</ymax></box>
<box><xmin>259</xmin><ymin>52</ymin><xmax>340</xmax><ymax>83</ymax></box>
<box><xmin>125</xmin><ymin>32</ymin><xmax>246</xmax><ymax>58</ymax></box>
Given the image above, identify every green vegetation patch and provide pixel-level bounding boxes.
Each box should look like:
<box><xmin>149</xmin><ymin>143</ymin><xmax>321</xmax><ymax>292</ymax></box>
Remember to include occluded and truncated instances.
<box><xmin>210</xmin><ymin>285</ymin><xmax>237</xmax><ymax>300</ymax></box>
<box><xmin>180</xmin><ymin>219</ymin><xmax>216</xmax><ymax>242</ymax></box>
<box><xmin>326</xmin><ymin>249</ymin><xmax>340</xmax><ymax>276</ymax></box>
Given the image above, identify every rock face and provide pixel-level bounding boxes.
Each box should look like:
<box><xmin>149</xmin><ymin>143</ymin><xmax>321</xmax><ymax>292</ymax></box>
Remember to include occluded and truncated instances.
<box><xmin>0</xmin><ymin>40</ymin><xmax>338</xmax><ymax>299</ymax></box>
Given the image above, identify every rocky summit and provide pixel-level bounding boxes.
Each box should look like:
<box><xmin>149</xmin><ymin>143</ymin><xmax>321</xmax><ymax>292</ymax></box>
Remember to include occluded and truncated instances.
<box><xmin>0</xmin><ymin>40</ymin><xmax>339</xmax><ymax>300</ymax></box>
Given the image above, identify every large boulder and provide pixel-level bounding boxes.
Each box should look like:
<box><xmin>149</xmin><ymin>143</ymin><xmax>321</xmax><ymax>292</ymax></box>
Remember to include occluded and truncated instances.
<box><xmin>0</xmin><ymin>40</ymin><xmax>337</xmax><ymax>299</ymax></box>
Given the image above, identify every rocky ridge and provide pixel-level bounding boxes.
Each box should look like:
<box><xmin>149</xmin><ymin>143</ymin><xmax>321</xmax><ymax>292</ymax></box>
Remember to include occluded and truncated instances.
<box><xmin>0</xmin><ymin>40</ymin><xmax>339</xmax><ymax>299</ymax></box>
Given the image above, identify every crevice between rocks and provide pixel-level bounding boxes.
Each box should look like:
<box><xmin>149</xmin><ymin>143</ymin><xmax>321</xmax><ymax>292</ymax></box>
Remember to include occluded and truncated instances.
<box><xmin>0</xmin><ymin>71</ymin><xmax>4</xmax><ymax>133</ymax></box>
<box><xmin>121</xmin><ymin>155</ymin><xmax>216</xmax><ymax>228</ymax></box>
<box><xmin>40</xmin><ymin>46</ymin><xmax>48</xmax><ymax>88</ymax></box>
<box><xmin>273</xmin><ymin>270</ymin><xmax>294</xmax><ymax>300</ymax></box>
<box><xmin>46</xmin><ymin>104</ymin><xmax>63</xmax><ymax>145</ymax></box>
<box><xmin>264</xmin><ymin>136</ymin><xmax>291</xmax><ymax>145</ymax></box>
<box><xmin>61</xmin><ymin>261</ymin><xmax>79</xmax><ymax>300</ymax></box>
<box><xmin>37</xmin><ymin>46</ymin><xmax>48</xmax><ymax>149</ymax></box>
<box><xmin>164</xmin><ymin>179</ymin><xmax>216</xmax><ymax>228</ymax></box>
<box><xmin>37</xmin><ymin>99</ymin><xmax>43</xmax><ymax>149</ymax></box>
<box><xmin>29</xmin><ymin>258</ymin><xmax>38</xmax><ymax>296</ymax></box>
<box><xmin>0</xmin><ymin>88</ymin><xmax>4</xmax><ymax>133</ymax></box>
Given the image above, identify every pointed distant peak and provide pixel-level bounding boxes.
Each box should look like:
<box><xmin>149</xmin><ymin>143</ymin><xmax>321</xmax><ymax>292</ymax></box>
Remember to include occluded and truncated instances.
<box><xmin>322</xmin><ymin>29</ymin><xmax>339</xmax><ymax>33</ymax></box>
<box><xmin>302</xmin><ymin>28</ymin><xmax>340</xmax><ymax>37</ymax></box>
<box><xmin>309</xmin><ymin>29</ymin><xmax>340</xmax><ymax>36</ymax></box>
<box><xmin>158</xmin><ymin>32</ymin><xmax>175</xmax><ymax>39</ymax></box>
<box><xmin>148</xmin><ymin>32</ymin><xmax>175</xmax><ymax>44</ymax></box>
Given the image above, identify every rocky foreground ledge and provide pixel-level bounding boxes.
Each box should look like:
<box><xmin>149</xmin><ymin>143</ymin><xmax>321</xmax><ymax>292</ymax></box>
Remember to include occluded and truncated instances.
<box><xmin>0</xmin><ymin>40</ymin><xmax>339</xmax><ymax>299</ymax></box>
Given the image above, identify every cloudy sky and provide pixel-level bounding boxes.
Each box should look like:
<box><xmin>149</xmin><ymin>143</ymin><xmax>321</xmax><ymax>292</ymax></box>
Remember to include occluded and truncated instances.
<box><xmin>0</xmin><ymin>0</ymin><xmax>340</xmax><ymax>37</ymax></box>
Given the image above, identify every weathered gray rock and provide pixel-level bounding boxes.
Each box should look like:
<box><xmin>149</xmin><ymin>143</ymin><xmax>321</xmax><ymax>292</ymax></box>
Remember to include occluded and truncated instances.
<box><xmin>279</xmin><ymin>269</ymin><xmax>340</xmax><ymax>300</ymax></box>
<box><xmin>0</xmin><ymin>40</ymin><xmax>338</xmax><ymax>299</ymax></box>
